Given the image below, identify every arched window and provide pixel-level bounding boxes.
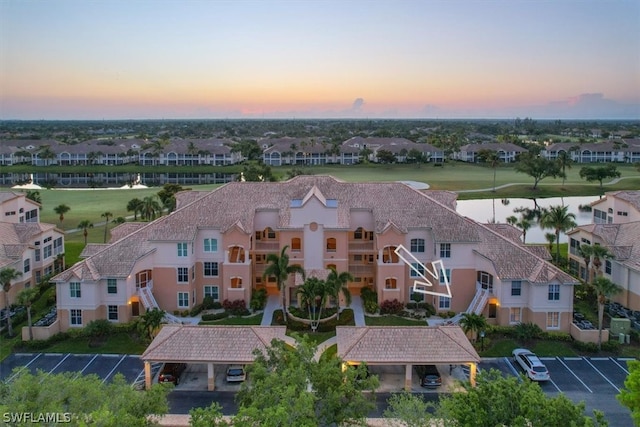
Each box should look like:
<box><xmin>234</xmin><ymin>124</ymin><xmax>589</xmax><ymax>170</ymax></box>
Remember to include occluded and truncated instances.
<box><xmin>382</xmin><ymin>246</ymin><xmax>399</xmax><ymax>263</ymax></box>
<box><xmin>354</xmin><ymin>227</ymin><xmax>364</xmax><ymax>239</ymax></box>
<box><xmin>229</xmin><ymin>246</ymin><xmax>245</xmax><ymax>263</ymax></box>
<box><xmin>264</xmin><ymin>227</ymin><xmax>276</xmax><ymax>239</ymax></box>
<box><xmin>326</xmin><ymin>238</ymin><xmax>336</xmax><ymax>252</ymax></box>
<box><xmin>385</xmin><ymin>278</ymin><xmax>397</xmax><ymax>289</ymax></box>
<box><xmin>230</xmin><ymin>277</ymin><xmax>243</xmax><ymax>288</ymax></box>
<box><xmin>291</xmin><ymin>237</ymin><xmax>301</xmax><ymax>251</ymax></box>
<box><xmin>326</xmin><ymin>264</ymin><xmax>337</xmax><ymax>271</ymax></box>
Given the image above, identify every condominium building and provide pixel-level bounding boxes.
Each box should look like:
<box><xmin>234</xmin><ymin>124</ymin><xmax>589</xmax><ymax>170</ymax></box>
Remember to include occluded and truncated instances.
<box><xmin>51</xmin><ymin>176</ymin><xmax>577</xmax><ymax>332</ymax></box>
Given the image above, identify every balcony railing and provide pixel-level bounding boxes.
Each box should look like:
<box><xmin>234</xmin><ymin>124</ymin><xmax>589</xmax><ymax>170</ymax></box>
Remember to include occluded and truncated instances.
<box><xmin>254</xmin><ymin>241</ymin><xmax>280</xmax><ymax>251</ymax></box>
<box><xmin>348</xmin><ymin>264</ymin><xmax>375</xmax><ymax>275</ymax></box>
<box><xmin>348</xmin><ymin>241</ymin><xmax>374</xmax><ymax>251</ymax></box>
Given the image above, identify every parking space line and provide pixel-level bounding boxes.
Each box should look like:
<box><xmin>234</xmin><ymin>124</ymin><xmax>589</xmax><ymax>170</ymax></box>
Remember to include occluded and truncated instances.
<box><xmin>77</xmin><ymin>354</ymin><xmax>100</xmax><ymax>377</ymax></box>
<box><xmin>503</xmin><ymin>357</ymin><xmax>520</xmax><ymax>377</ymax></box>
<box><xmin>611</xmin><ymin>358</ymin><xmax>630</xmax><ymax>375</ymax></box>
<box><xmin>7</xmin><ymin>353</ymin><xmax>42</xmax><ymax>382</ymax></box>
<box><xmin>49</xmin><ymin>353</ymin><xmax>71</xmax><ymax>374</ymax></box>
<box><xmin>548</xmin><ymin>378</ymin><xmax>562</xmax><ymax>392</ymax></box>
<box><xmin>102</xmin><ymin>355</ymin><xmax>127</xmax><ymax>383</ymax></box>
<box><xmin>557</xmin><ymin>357</ymin><xmax>592</xmax><ymax>393</ymax></box>
<box><xmin>583</xmin><ymin>357</ymin><xmax>619</xmax><ymax>393</ymax></box>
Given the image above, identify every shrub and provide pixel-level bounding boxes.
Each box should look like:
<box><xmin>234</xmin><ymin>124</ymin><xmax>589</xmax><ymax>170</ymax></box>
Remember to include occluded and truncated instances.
<box><xmin>364</xmin><ymin>299</ymin><xmax>379</xmax><ymax>314</ymax></box>
<box><xmin>202</xmin><ymin>296</ymin><xmax>215</xmax><ymax>310</ymax></box>
<box><xmin>180</xmin><ymin>310</ymin><xmax>190</xmax><ymax>317</ymax></box>
<box><xmin>201</xmin><ymin>312</ymin><xmax>230</xmax><ymax>321</ymax></box>
<box><xmin>189</xmin><ymin>304</ymin><xmax>204</xmax><ymax>317</ymax></box>
<box><xmin>380</xmin><ymin>299</ymin><xmax>404</xmax><ymax>315</ymax></box>
<box><xmin>250</xmin><ymin>288</ymin><xmax>268</xmax><ymax>311</ymax></box>
<box><xmin>571</xmin><ymin>340</ymin><xmax>598</xmax><ymax>353</ymax></box>
<box><xmin>405</xmin><ymin>302</ymin><xmax>417</xmax><ymax>310</ymax></box>
<box><xmin>222</xmin><ymin>299</ymin><xmax>248</xmax><ymax>316</ymax></box>
<box><xmin>418</xmin><ymin>302</ymin><xmax>436</xmax><ymax>316</ymax></box>
<box><xmin>84</xmin><ymin>319</ymin><xmax>114</xmax><ymax>338</ymax></box>
<box><xmin>212</xmin><ymin>301</ymin><xmax>223</xmax><ymax>310</ymax></box>
<box><xmin>514</xmin><ymin>322</ymin><xmax>543</xmax><ymax>342</ymax></box>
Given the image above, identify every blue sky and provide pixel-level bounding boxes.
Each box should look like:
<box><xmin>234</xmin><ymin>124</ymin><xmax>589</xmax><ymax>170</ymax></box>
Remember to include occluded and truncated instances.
<box><xmin>1</xmin><ymin>0</ymin><xmax>639</xmax><ymax>119</ymax></box>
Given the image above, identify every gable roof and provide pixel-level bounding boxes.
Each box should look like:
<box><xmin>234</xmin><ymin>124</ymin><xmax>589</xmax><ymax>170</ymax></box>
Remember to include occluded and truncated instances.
<box><xmin>337</xmin><ymin>326</ymin><xmax>480</xmax><ymax>364</ymax></box>
<box><xmin>572</xmin><ymin>222</ymin><xmax>640</xmax><ymax>271</ymax></box>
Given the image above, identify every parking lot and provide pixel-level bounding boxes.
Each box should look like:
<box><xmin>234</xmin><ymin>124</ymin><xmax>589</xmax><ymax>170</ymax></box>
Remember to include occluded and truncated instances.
<box><xmin>480</xmin><ymin>356</ymin><xmax>635</xmax><ymax>427</ymax></box>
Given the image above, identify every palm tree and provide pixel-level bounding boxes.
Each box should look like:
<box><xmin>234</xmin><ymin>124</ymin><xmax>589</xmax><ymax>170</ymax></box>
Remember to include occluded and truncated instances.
<box><xmin>459</xmin><ymin>313</ymin><xmax>488</xmax><ymax>343</ymax></box>
<box><xmin>140</xmin><ymin>196</ymin><xmax>161</xmax><ymax>221</ymax></box>
<box><xmin>516</xmin><ymin>218</ymin><xmax>532</xmax><ymax>244</ymax></box>
<box><xmin>139</xmin><ymin>307</ymin><xmax>166</xmax><ymax>340</ymax></box>
<box><xmin>478</xmin><ymin>149</ymin><xmax>501</xmax><ymax>192</ymax></box>
<box><xmin>556</xmin><ymin>151</ymin><xmax>572</xmax><ymax>187</ymax></box>
<box><xmin>590</xmin><ymin>277</ymin><xmax>621</xmax><ymax>350</ymax></box>
<box><xmin>126</xmin><ymin>198</ymin><xmax>144</xmax><ymax>220</ymax></box>
<box><xmin>296</xmin><ymin>277</ymin><xmax>328</xmax><ymax>331</ymax></box>
<box><xmin>77</xmin><ymin>220</ymin><xmax>94</xmax><ymax>245</ymax></box>
<box><xmin>263</xmin><ymin>245</ymin><xmax>305</xmax><ymax>322</ymax></box>
<box><xmin>506</xmin><ymin>215</ymin><xmax>518</xmax><ymax>225</ymax></box>
<box><xmin>590</xmin><ymin>245</ymin><xmax>614</xmax><ymax>280</ymax></box>
<box><xmin>101</xmin><ymin>211</ymin><xmax>113</xmax><ymax>243</ymax></box>
<box><xmin>25</xmin><ymin>190</ymin><xmax>41</xmax><ymax>203</ymax></box>
<box><xmin>1</xmin><ymin>267</ymin><xmax>22</xmax><ymax>337</ymax></box>
<box><xmin>544</xmin><ymin>232</ymin><xmax>556</xmax><ymax>256</ymax></box>
<box><xmin>578</xmin><ymin>244</ymin><xmax>594</xmax><ymax>283</ymax></box>
<box><xmin>16</xmin><ymin>287</ymin><xmax>38</xmax><ymax>341</ymax></box>
<box><xmin>540</xmin><ymin>205</ymin><xmax>577</xmax><ymax>264</ymax></box>
<box><xmin>53</xmin><ymin>204</ymin><xmax>71</xmax><ymax>228</ymax></box>
<box><xmin>325</xmin><ymin>267</ymin><xmax>353</xmax><ymax>319</ymax></box>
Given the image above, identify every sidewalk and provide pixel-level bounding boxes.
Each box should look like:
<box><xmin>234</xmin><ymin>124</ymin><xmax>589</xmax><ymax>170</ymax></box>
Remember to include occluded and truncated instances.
<box><xmin>350</xmin><ymin>295</ymin><xmax>366</xmax><ymax>327</ymax></box>
<box><xmin>260</xmin><ymin>295</ymin><xmax>280</xmax><ymax>326</ymax></box>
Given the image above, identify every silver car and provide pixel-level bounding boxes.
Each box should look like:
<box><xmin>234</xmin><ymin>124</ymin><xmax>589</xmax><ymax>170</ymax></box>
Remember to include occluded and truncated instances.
<box><xmin>512</xmin><ymin>348</ymin><xmax>550</xmax><ymax>381</ymax></box>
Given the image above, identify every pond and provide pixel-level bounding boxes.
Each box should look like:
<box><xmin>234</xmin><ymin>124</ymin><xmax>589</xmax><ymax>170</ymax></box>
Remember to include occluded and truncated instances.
<box><xmin>456</xmin><ymin>196</ymin><xmax>601</xmax><ymax>243</ymax></box>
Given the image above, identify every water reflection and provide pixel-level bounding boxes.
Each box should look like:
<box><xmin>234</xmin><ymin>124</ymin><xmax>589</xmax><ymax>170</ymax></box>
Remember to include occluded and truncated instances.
<box><xmin>456</xmin><ymin>196</ymin><xmax>599</xmax><ymax>243</ymax></box>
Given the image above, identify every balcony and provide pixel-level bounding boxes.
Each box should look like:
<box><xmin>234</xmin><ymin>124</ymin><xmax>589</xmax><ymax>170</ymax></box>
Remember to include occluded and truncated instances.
<box><xmin>254</xmin><ymin>241</ymin><xmax>280</xmax><ymax>252</ymax></box>
<box><xmin>348</xmin><ymin>240</ymin><xmax>374</xmax><ymax>251</ymax></box>
<box><xmin>348</xmin><ymin>264</ymin><xmax>375</xmax><ymax>275</ymax></box>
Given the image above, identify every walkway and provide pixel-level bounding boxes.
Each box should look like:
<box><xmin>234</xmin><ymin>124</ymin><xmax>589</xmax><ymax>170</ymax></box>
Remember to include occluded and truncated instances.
<box><xmin>260</xmin><ymin>295</ymin><xmax>280</xmax><ymax>326</ymax></box>
<box><xmin>350</xmin><ymin>295</ymin><xmax>366</xmax><ymax>327</ymax></box>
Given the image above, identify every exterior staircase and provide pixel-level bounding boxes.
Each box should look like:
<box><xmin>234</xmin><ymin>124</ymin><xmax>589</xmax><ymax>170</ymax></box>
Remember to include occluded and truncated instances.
<box><xmin>447</xmin><ymin>284</ymin><xmax>490</xmax><ymax>325</ymax></box>
<box><xmin>138</xmin><ymin>285</ymin><xmax>182</xmax><ymax>324</ymax></box>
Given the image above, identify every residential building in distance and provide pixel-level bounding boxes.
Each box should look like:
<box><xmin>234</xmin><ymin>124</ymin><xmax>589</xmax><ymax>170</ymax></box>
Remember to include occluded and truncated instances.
<box><xmin>0</xmin><ymin>191</ymin><xmax>65</xmax><ymax>306</ymax></box>
<box><xmin>51</xmin><ymin>176</ymin><xmax>577</xmax><ymax>333</ymax></box>
<box><xmin>455</xmin><ymin>142</ymin><xmax>527</xmax><ymax>163</ymax></box>
<box><xmin>567</xmin><ymin>191</ymin><xmax>640</xmax><ymax>311</ymax></box>
<box><xmin>542</xmin><ymin>140</ymin><xmax>640</xmax><ymax>163</ymax></box>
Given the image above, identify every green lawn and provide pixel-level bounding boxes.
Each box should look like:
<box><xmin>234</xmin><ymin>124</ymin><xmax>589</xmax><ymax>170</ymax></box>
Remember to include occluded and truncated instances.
<box><xmin>199</xmin><ymin>314</ymin><xmax>263</xmax><ymax>325</ymax></box>
<box><xmin>365</xmin><ymin>315</ymin><xmax>426</xmax><ymax>326</ymax></box>
<box><xmin>33</xmin><ymin>333</ymin><xmax>147</xmax><ymax>354</ymax></box>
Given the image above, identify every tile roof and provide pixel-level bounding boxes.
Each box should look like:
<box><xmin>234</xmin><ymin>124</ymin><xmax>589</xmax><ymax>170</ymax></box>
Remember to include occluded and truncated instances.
<box><xmin>573</xmin><ymin>222</ymin><xmax>640</xmax><ymax>271</ymax></box>
<box><xmin>336</xmin><ymin>326</ymin><xmax>480</xmax><ymax>364</ymax></box>
<box><xmin>594</xmin><ymin>190</ymin><xmax>640</xmax><ymax>213</ymax></box>
<box><xmin>141</xmin><ymin>325</ymin><xmax>288</xmax><ymax>363</ymax></box>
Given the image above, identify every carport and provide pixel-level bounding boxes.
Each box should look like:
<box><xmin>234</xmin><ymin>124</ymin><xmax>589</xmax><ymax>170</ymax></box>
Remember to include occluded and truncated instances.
<box><xmin>141</xmin><ymin>325</ymin><xmax>287</xmax><ymax>390</ymax></box>
<box><xmin>336</xmin><ymin>325</ymin><xmax>481</xmax><ymax>390</ymax></box>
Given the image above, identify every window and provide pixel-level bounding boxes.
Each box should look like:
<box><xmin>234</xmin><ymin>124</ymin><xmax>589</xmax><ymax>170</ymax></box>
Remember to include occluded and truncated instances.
<box><xmin>439</xmin><ymin>268</ymin><xmax>451</xmax><ymax>285</ymax></box>
<box><xmin>438</xmin><ymin>296</ymin><xmax>450</xmax><ymax>309</ymax></box>
<box><xmin>70</xmin><ymin>282</ymin><xmax>81</xmax><ymax>298</ymax></box>
<box><xmin>177</xmin><ymin>267</ymin><xmax>189</xmax><ymax>283</ymax></box>
<box><xmin>291</xmin><ymin>237</ymin><xmax>301</xmax><ymax>251</ymax></box>
<box><xmin>108</xmin><ymin>305</ymin><xmax>118</xmax><ymax>321</ymax></box>
<box><xmin>23</xmin><ymin>259</ymin><xmax>30</xmax><ymax>273</ymax></box>
<box><xmin>593</xmin><ymin>209</ymin><xmax>607</xmax><ymax>223</ymax></box>
<box><xmin>354</xmin><ymin>227</ymin><xmax>363</xmax><ymax>239</ymax></box>
<box><xmin>229</xmin><ymin>246</ymin><xmax>245</xmax><ymax>263</ymax></box>
<box><xmin>410</xmin><ymin>262</ymin><xmax>425</xmax><ymax>278</ymax></box>
<box><xmin>204</xmin><ymin>285</ymin><xmax>219</xmax><ymax>301</ymax></box>
<box><xmin>204</xmin><ymin>238</ymin><xmax>218</xmax><ymax>252</ymax></box>
<box><xmin>54</xmin><ymin>237</ymin><xmax>63</xmax><ymax>255</ymax></box>
<box><xmin>410</xmin><ymin>239</ymin><xmax>425</xmax><ymax>253</ymax></box>
<box><xmin>546</xmin><ymin>312</ymin><xmax>560</xmax><ymax>329</ymax></box>
<box><xmin>231</xmin><ymin>277</ymin><xmax>243</xmax><ymax>288</ymax></box>
<box><xmin>509</xmin><ymin>307</ymin><xmax>521</xmax><ymax>324</ymax></box>
<box><xmin>35</xmin><ymin>249</ymin><xmax>41</xmax><ymax>262</ymax></box>
<box><xmin>439</xmin><ymin>243</ymin><xmax>451</xmax><ymax>258</ymax></box>
<box><xmin>605</xmin><ymin>260</ymin><xmax>612</xmax><ymax>275</ymax></box>
<box><xmin>511</xmin><ymin>281</ymin><xmax>522</xmax><ymax>296</ymax></box>
<box><xmin>43</xmin><ymin>245</ymin><xmax>52</xmax><ymax>259</ymax></box>
<box><xmin>107</xmin><ymin>278</ymin><xmax>117</xmax><ymax>294</ymax></box>
<box><xmin>177</xmin><ymin>292</ymin><xmax>189</xmax><ymax>308</ymax></box>
<box><xmin>177</xmin><ymin>242</ymin><xmax>188</xmax><ymax>257</ymax></box>
<box><xmin>548</xmin><ymin>284</ymin><xmax>560</xmax><ymax>301</ymax></box>
<box><xmin>70</xmin><ymin>309</ymin><xmax>82</xmax><ymax>326</ymax></box>
<box><xmin>326</xmin><ymin>238</ymin><xmax>336</xmax><ymax>252</ymax></box>
<box><xmin>204</xmin><ymin>262</ymin><xmax>219</xmax><ymax>277</ymax></box>
<box><xmin>382</xmin><ymin>246</ymin><xmax>399</xmax><ymax>263</ymax></box>
<box><xmin>44</xmin><ymin>236</ymin><xmax>52</xmax><ymax>243</ymax></box>
<box><xmin>617</xmin><ymin>211</ymin><xmax>628</xmax><ymax>217</ymax></box>
<box><xmin>385</xmin><ymin>278</ymin><xmax>397</xmax><ymax>289</ymax></box>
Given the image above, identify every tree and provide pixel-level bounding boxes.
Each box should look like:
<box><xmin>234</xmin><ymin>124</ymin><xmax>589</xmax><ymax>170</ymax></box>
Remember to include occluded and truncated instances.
<box><xmin>556</xmin><ymin>151</ymin><xmax>573</xmax><ymax>187</ymax></box>
<box><xmin>189</xmin><ymin>402</ymin><xmax>229</xmax><ymax>427</ymax></box>
<box><xmin>138</xmin><ymin>307</ymin><xmax>166</xmax><ymax>341</ymax></box>
<box><xmin>545</xmin><ymin>232</ymin><xmax>556</xmax><ymax>256</ymax></box>
<box><xmin>384</xmin><ymin>392</ymin><xmax>435</xmax><ymax>427</ymax></box>
<box><xmin>325</xmin><ymin>267</ymin><xmax>353</xmax><ymax>320</ymax></box>
<box><xmin>579</xmin><ymin>165</ymin><xmax>621</xmax><ymax>190</ymax></box>
<box><xmin>590</xmin><ymin>277</ymin><xmax>621</xmax><ymax>351</ymax></box>
<box><xmin>157</xmin><ymin>184</ymin><xmax>189</xmax><ymax>214</ymax></box>
<box><xmin>230</xmin><ymin>139</ymin><xmax>262</xmax><ymax>161</ymax></box>
<box><xmin>140</xmin><ymin>196</ymin><xmax>162</xmax><ymax>221</ymax></box>
<box><xmin>514</xmin><ymin>152</ymin><xmax>563</xmax><ymax>190</ymax></box>
<box><xmin>516</xmin><ymin>217</ymin><xmax>532</xmax><ymax>244</ymax></box>
<box><xmin>263</xmin><ymin>245</ymin><xmax>305</xmax><ymax>322</ymax></box>
<box><xmin>0</xmin><ymin>267</ymin><xmax>22</xmax><ymax>337</ymax></box>
<box><xmin>53</xmin><ymin>204</ymin><xmax>71</xmax><ymax>228</ymax></box>
<box><xmin>540</xmin><ymin>205</ymin><xmax>577</xmax><ymax>264</ymax></box>
<box><xmin>578</xmin><ymin>244</ymin><xmax>594</xmax><ymax>283</ymax></box>
<box><xmin>478</xmin><ymin>149</ymin><xmax>501</xmax><ymax>192</ymax></box>
<box><xmin>0</xmin><ymin>370</ymin><xmax>170</xmax><ymax>424</ymax></box>
<box><xmin>459</xmin><ymin>312</ymin><xmax>488</xmax><ymax>342</ymax></box>
<box><xmin>16</xmin><ymin>286</ymin><xmax>38</xmax><ymax>341</ymax></box>
<box><xmin>25</xmin><ymin>190</ymin><xmax>41</xmax><ymax>203</ymax></box>
<box><xmin>239</xmin><ymin>163</ymin><xmax>275</xmax><ymax>182</ymax></box>
<box><xmin>617</xmin><ymin>359</ymin><xmax>640</xmax><ymax>426</ymax></box>
<box><xmin>127</xmin><ymin>198</ymin><xmax>144</xmax><ymax>220</ymax></box>
<box><xmin>590</xmin><ymin>244</ymin><xmax>614</xmax><ymax>280</ymax></box>
<box><xmin>376</xmin><ymin>149</ymin><xmax>397</xmax><ymax>164</ymax></box>
<box><xmin>101</xmin><ymin>211</ymin><xmax>113</xmax><ymax>243</ymax></box>
<box><xmin>77</xmin><ymin>220</ymin><xmax>94</xmax><ymax>245</ymax></box>
<box><xmin>436</xmin><ymin>369</ymin><xmax>607</xmax><ymax>426</ymax></box>
<box><xmin>296</xmin><ymin>277</ymin><xmax>328</xmax><ymax>331</ymax></box>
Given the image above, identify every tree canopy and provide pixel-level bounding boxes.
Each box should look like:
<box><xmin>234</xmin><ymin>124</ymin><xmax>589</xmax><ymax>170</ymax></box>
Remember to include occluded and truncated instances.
<box><xmin>617</xmin><ymin>359</ymin><xmax>640</xmax><ymax>426</ymax></box>
<box><xmin>514</xmin><ymin>153</ymin><xmax>563</xmax><ymax>190</ymax></box>
<box><xmin>579</xmin><ymin>165</ymin><xmax>621</xmax><ymax>189</ymax></box>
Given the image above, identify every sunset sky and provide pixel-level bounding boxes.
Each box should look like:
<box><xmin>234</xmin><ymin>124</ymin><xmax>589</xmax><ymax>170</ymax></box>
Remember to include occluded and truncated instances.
<box><xmin>1</xmin><ymin>0</ymin><xmax>639</xmax><ymax>120</ymax></box>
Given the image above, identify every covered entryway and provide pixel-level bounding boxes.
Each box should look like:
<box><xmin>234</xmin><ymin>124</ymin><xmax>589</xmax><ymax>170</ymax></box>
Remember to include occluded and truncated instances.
<box><xmin>336</xmin><ymin>325</ymin><xmax>481</xmax><ymax>391</ymax></box>
<box><xmin>141</xmin><ymin>325</ymin><xmax>287</xmax><ymax>391</ymax></box>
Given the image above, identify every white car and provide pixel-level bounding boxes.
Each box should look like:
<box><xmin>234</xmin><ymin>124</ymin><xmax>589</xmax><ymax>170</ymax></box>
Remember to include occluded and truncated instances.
<box><xmin>512</xmin><ymin>348</ymin><xmax>550</xmax><ymax>381</ymax></box>
<box><xmin>226</xmin><ymin>365</ymin><xmax>246</xmax><ymax>383</ymax></box>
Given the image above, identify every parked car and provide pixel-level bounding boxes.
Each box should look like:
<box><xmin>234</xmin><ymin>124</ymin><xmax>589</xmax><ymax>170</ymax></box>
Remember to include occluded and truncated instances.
<box><xmin>416</xmin><ymin>364</ymin><xmax>442</xmax><ymax>388</ymax></box>
<box><xmin>226</xmin><ymin>365</ymin><xmax>246</xmax><ymax>382</ymax></box>
<box><xmin>158</xmin><ymin>363</ymin><xmax>186</xmax><ymax>385</ymax></box>
<box><xmin>512</xmin><ymin>348</ymin><xmax>550</xmax><ymax>381</ymax></box>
